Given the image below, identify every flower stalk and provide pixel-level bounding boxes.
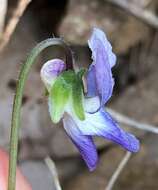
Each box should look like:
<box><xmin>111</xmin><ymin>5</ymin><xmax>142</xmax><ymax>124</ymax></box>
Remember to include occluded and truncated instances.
<box><xmin>8</xmin><ymin>38</ymin><xmax>73</xmax><ymax>190</ymax></box>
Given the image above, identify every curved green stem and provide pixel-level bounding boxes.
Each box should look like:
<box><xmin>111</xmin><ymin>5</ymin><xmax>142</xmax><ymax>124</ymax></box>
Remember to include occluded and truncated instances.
<box><xmin>8</xmin><ymin>38</ymin><xmax>73</xmax><ymax>190</ymax></box>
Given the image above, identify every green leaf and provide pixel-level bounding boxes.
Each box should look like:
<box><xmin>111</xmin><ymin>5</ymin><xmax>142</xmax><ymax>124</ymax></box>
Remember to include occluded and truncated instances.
<box><xmin>49</xmin><ymin>73</ymin><xmax>72</xmax><ymax>123</ymax></box>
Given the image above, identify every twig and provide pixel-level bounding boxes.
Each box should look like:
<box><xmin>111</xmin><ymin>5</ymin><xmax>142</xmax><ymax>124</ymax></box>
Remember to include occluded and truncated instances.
<box><xmin>107</xmin><ymin>108</ymin><xmax>158</xmax><ymax>134</ymax></box>
<box><xmin>105</xmin><ymin>152</ymin><xmax>131</xmax><ymax>190</ymax></box>
<box><xmin>0</xmin><ymin>0</ymin><xmax>31</xmax><ymax>53</ymax></box>
<box><xmin>0</xmin><ymin>0</ymin><xmax>7</xmax><ymax>34</ymax></box>
<box><xmin>45</xmin><ymin>157</ymin><xmax>62</xmax><ymax>190</ymax></box>
<box><xmin>106</xmin><ymin>0</ymin><xmax>158</xmax><ymax>29</ymax></box>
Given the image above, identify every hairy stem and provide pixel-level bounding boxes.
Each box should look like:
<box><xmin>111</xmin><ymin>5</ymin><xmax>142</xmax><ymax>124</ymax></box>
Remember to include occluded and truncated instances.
<box><xmin>8</xmin><ymin>38</ymin><xmax>73</xmax><ymax>190</ymax></box>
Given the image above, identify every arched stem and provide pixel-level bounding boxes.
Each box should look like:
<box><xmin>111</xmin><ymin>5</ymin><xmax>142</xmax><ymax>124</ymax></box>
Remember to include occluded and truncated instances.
<box><xmin>8</xmin><ymin>38</ymin><xmax>73</xmax><ymax>190</ymax></box>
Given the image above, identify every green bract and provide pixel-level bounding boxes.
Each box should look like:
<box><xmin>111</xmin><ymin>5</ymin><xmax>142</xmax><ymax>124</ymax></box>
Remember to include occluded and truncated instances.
<box><xmin>49</xmin><ymin>70</ymin><xmax>86</xmax><ymax>123</ymax></box>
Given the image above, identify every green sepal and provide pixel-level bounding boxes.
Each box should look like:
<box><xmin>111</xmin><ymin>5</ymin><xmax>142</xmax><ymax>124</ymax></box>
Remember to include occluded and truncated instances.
<box><xmin>72</xmin><ymin>69</ymin><xmax>85</xmax><ymax>120</ymax></box>
<box><xmin>49</xmin><ymin>69</ymin><xmax>85</xmax><ymax>123</ymax></box>
<box><xmin>77</xmin><ymin>68</ymin><xmax>86</xmax><ymax>79</ymax></box>
<box><xmin>45</xmin><ymin>88</ymin><xmax>49</xmax><ymax>96</ymax></box>
<box><xmin>49</xmin><ymin>71</ymin><xmax>73</xmax><ymax>123</ymax></box>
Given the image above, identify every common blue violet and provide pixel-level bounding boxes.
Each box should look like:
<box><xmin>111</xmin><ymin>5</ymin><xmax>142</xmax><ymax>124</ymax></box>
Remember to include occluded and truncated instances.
<box><xmin>40</xmin><ymin>28</ymin><xmax>140</xmax><ymax>171</ymax></box>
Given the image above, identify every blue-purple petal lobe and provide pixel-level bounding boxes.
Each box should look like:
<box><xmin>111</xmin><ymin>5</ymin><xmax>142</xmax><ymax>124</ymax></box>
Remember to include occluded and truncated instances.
<box><xmin>87</xmin><ymin>28</ymin><xmax>116</xmax><ymax>105</ymax></box>
<box><xmin>86</xmin><ymin>65</ymin><xmax>97</xmax><ymax>98</ymax></box>
<box><xmin>88</xmin><ymin>28</ymin><xmax>116</xmax><ymax>68</ymax></box>
<box><xmin>84</xmin><ymin>96</ymin><xmax>100</xmax><ymax>113</ymax></box>
<box><xmin>63</xmin><ymin>114</ymin><xmax>98</xmax><ymax>171</ymax></box>
<box><xmin>74</xmin><ymin>109</ymin><xmax>140</xmax><ymax>153</ymax></box>
<box><xmin>40</xmin><ymin>59</ymin><xmax>66</xmax><ymax>89</ymax></box>
<box><xmin>41</xmin><ymin>59</ymin><xmax>66</xmax><ymax>78</ymax></box>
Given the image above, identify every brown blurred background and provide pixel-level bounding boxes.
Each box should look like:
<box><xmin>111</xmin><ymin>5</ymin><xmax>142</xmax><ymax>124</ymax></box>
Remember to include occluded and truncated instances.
<box><xmin>0</xmin><ymin>0</ymin><xmax>158</xmax><ymax>189</ymax></box>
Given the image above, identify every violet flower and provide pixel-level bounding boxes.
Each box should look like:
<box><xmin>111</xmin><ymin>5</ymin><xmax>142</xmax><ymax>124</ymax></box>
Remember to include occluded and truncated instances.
<box><xmin>40</xmin><ymin>28</ymin><xmax>140</xmax><ymax>171</ymax></box>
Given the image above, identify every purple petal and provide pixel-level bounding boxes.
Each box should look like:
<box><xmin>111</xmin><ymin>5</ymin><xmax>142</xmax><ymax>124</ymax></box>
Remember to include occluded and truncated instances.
<box><xmin>84</xmin><ymin>96</ymin><xmax>100</xmax><ymax>113</ymax></box>
<box><xmin>63</xmin><ymin>114</ymin><xmax>98</xmax><ymax>171</ymax></box>
<box><xmin>41</xmin><ymin>59</ymin><xmax>66</xmax><ymax>77</ymax></box>
<box><xmin>88</xmin><ymin>28</ymin><xmax>116</xmax><ymax>68</ymax></box>
<box><xmin>74</xmin><ymin>109</ymin><xmax>140</xmax><ymax>153</ymax></box>
<box><xmin>86</xmin><ymin>65</ymin><xmax>97</xmax><ymax>97</ymax></box>
<box><xmin>86</xmin><ymin>28</ymin><xmax>116</xmax><ymax>105</ymax></box>
<box><xmin>40</xmin><ymin>59</ymin><xmax>66</xmax><ymax>89</ymax></box>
